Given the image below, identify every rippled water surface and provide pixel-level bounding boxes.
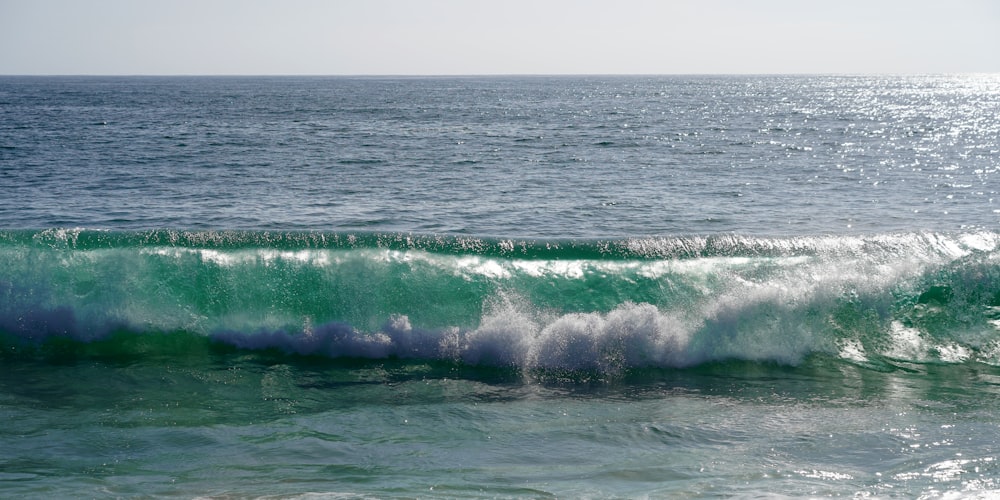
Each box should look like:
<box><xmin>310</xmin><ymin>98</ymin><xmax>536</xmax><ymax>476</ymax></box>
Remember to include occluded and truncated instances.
<box><xmin>2</xmin><ymin>75</ymin><xmax>998</xmax><ymax>235</ymax></box>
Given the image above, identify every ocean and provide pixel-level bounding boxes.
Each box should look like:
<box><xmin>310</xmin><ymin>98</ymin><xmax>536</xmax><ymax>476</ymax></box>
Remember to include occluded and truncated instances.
<box><xmin>1</xmin><ymin>74</ymin><xmax>999</xmax><ymax>498</ymax></box>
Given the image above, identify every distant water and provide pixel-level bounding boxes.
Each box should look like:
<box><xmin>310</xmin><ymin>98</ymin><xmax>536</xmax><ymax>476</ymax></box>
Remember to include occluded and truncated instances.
<box><xmin>2</xmin><ymin>75</ymin><xmax>1000</xmax><ymax>498</ymax></box>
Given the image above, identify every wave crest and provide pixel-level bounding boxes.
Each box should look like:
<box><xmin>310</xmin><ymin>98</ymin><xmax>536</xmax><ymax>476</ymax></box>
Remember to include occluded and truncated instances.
<box><xmin>4</xmin><ymin>229</ymin><xmax>1000</xmax><ymax>372</ymax></box>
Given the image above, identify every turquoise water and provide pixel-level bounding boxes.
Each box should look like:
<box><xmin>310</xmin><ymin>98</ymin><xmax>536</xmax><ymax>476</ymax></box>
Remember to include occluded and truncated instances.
<box><xmin>2</xmin><ymin>75</ymin><xmax>1000</xmax><ymax>498</ymax></box>
<box><xmin>6</xmin><ymin>354</ymin><xmax>1000</xmax><ymax>498</ymax></box>
<box><xmin>5</xmin><ymin>229</ymin><xmax>1000</xmax><ymax>370</ymax></box>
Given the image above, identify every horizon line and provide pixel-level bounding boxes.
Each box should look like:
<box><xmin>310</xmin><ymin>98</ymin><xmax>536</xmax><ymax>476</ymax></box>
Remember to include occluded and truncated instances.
<box><xmin>3</xmin><ymin>71</ymin><xmax>998</xmax><ymax>78</ymax></box>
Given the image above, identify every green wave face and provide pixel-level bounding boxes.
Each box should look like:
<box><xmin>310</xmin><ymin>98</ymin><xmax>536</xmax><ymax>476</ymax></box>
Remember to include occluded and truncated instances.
<box><xmin>3</xmin><ymin>229</ymin><xmax>1000</xmax><ymax>371</ymax></box>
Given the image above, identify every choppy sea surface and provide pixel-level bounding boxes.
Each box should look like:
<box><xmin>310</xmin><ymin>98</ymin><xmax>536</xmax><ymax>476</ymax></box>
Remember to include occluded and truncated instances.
<box><xmin>2</xmin><ymin>75</ymin><xmax>1000</xmax><ymax>498</ymax></box>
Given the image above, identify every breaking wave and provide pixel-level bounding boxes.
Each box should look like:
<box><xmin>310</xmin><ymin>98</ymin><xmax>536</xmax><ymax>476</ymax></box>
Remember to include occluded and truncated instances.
<box><xmin>4</xmin><ymin>229</ymin><xmax>1000</xmax><ymax>373</ymax></box>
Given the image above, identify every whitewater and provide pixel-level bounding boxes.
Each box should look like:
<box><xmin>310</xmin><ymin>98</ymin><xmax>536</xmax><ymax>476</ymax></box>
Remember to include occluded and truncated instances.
<box><xmin>2</xmin><ymin>75</ymin><xmax>1000</xmax><ymax>498</ymax></box>
<box><xmin>6</xmin><ymin>229</ymin><xmax>1000</xmax><ymax>372</ymax></box>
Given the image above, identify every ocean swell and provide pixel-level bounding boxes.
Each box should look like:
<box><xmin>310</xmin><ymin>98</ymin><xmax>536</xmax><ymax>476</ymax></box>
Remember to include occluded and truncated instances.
<box><xmin>3</xmin><ymin>229</ymin><xmax>1000</xmax><ymax>371</ymax></box>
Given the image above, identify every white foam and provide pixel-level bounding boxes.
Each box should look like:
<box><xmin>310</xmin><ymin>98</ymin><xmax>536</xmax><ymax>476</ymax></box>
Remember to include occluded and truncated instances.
<box><xmin>838</xmin><ymin>339</ymin><xmax>868</xmax><ymax>363</ymax></box>
<box><xmin>884</xmin><ymin>321</ymin><xmax>931</xmax><ymax>361</ymax></box>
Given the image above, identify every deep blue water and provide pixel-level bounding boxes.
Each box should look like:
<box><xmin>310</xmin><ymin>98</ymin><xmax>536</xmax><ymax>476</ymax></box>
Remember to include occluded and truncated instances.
<box><xmin>2</xmin><ymin>75</ymin><xmax>998</xmax><ymax>235</ymax></box>
<box><xmin>2</xmin><ymin>75</ymin><xmax>1000</xmax><ymax>498</ymax></box>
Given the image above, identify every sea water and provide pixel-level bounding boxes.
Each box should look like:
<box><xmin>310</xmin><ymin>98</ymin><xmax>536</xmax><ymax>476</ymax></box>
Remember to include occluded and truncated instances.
<box><xmin>1</xmin><ymin>75</ymin><xmax>1000</xmax><ymax>498</ymax></box>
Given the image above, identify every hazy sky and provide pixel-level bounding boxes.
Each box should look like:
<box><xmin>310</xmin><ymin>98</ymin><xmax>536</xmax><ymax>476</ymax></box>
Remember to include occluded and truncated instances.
<box><xmin>1</xmin><ymin>0</ymin><xmax>998</xmax><ymax>75</ymax></box>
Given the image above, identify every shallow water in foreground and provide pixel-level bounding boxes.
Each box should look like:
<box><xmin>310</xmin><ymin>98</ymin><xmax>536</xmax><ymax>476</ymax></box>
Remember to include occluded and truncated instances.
<box><xmin>4</xmin><ymin>349</ymin><xmax>1000</xmax><ymax>498</ymax></box>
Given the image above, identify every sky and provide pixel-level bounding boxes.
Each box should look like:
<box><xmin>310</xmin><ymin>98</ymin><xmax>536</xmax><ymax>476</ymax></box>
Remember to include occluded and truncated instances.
<box><xmin>1</xmin><ymin>0</ymin><xmax>998</xmax><ymax>75</ymax></box>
